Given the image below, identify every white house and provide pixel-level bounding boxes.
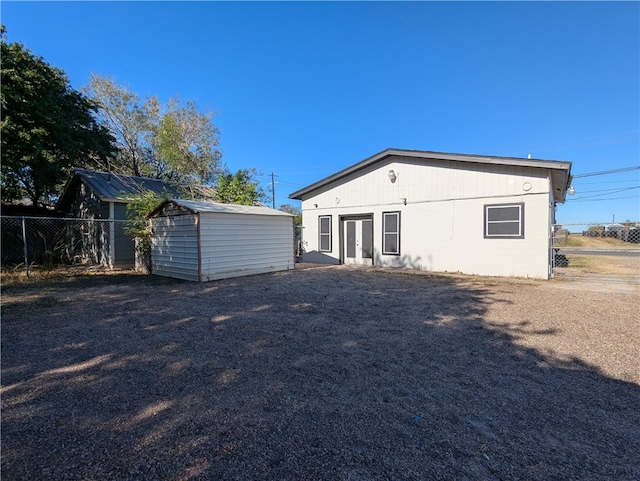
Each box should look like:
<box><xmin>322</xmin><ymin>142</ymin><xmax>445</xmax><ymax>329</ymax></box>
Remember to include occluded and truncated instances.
<box><xmin>289</xmin><ymin>148</ymin><xmax>572</xmax><ymax>279</ymax></box>
<box><xmin>149</xmin><ymin>199</ymin><xmax>294</xmax><ymax>282</ymax></box>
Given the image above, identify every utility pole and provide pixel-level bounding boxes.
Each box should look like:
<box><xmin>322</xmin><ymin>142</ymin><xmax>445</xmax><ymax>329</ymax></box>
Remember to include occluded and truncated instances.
<box><xmin>271</xmin><ymin>172</ymin><xmax>276</xmax><ymax>209</ymax></box>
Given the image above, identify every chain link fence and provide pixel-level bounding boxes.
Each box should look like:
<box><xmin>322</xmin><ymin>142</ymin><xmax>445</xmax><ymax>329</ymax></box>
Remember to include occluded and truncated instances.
<box><xmin>551</xmin><ymin>221</ymin><xmax>640</xmax><ymax>278</ymax></box>
<box><xmin>552</xmin><ymin>222</ymin><xmax>640</xmax><ymax>245</ymax></box>
<box><xmin>1</xmin><ymin>216</ymin><xmax>139</xmax><ymax>279</ymax></box>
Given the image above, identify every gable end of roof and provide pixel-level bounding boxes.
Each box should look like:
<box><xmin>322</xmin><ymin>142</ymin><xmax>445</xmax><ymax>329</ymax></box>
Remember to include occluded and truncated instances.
<box><xmin>289</xmin><ymin>148</ymin><xmax>572</xmax><ymax>203</ymax></box>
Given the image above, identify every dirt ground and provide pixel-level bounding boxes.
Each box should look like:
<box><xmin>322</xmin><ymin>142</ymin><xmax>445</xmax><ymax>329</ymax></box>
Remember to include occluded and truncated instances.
<box><xmin>2</xmin><ymin>265</ymin><xmax>639</xmax><ymax>480</ymax></box>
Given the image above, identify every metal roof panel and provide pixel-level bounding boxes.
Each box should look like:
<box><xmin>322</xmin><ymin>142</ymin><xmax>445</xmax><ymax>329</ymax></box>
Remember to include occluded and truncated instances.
<box><xmin>149</xmin><ymin>199</ymin><xmax>294</xmax><ymax>218</ymax></box>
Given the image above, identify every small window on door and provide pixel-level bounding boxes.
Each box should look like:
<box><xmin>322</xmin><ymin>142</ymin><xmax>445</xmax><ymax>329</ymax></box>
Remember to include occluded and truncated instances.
<box><xmin>319</xmin><ymin>215</ymin><xmax>332</xmax><ymax>251</ymax></box>
<box><xmin>383</xmin><ymin>211</ymin><xmax>400</xmax><ymax>255</ymax></box>
<box><xmin>484</xmin><ymin>203</ymin><xmax>524</xmax><ymax>238</ymax></box>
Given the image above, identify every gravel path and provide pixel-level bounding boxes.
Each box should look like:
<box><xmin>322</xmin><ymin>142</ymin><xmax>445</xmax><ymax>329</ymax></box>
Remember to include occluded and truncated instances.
<box><xmin>2</xmin><ymin>265</ymin><xmax>639</xmax><ymax>480</ymax></box>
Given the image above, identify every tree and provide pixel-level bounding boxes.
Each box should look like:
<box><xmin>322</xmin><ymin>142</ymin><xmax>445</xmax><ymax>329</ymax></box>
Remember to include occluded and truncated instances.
<box><xmin>151</xmin><ymin>99</ymin><xmax>221</xmax><ymax>186</ymax></box>
<box><xmin>83</xmin><ymin>73</ymin><xmax>155</xmax><ymax>177</ymax></box>
<box><xmin>84</xmin><ymin>74</ymin><xmax>222</xmax><ymax>190</ymax></box>
<box><xmin>1</xmin><ymin>28</ymin><xmax>115</xmax><ymax>207</ymax></box>
<box><xmin>215</xmin><ymin>169</ymin><xmax>266</xmax><ymax>205</ymax></box>
<box><xmin>279</xmin><ymin>203</ymin><xmax>302</xmax><ymax>227</ymax></box>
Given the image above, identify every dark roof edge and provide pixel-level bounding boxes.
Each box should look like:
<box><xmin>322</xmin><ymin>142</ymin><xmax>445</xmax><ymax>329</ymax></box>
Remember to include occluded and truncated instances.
<box><xmin>71</xmin><ymin>167</ymin><xmax>183</xmax><ymax>185</ymax></box>
<box><xmin>289</xmin><ymin>148</ymin><xmax>572</xmax><ymax>199</ymax></box>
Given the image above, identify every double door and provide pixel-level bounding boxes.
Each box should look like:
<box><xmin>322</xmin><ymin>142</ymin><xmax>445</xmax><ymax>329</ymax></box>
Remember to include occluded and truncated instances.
<box><xmin>343</xmin><ymin>217</ymin><xmax>373</xmax><ymax>265</ymax></box>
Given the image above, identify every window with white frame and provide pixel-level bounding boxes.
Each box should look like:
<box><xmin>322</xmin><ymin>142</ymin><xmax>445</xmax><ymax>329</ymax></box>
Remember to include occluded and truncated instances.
<box><xmin>484</xmin><ymin>203</ymin><xmax>524</xmax><ymax>238</ymax></box>
<box><xmin>383</xmin><ymin>211</ymin><xmax>400</xmax><ymax>255</ymax></box>
<box><xmin>319</xmin><ymin>215</ymin><xmax>332</xmax><ymax>251</ymax></box>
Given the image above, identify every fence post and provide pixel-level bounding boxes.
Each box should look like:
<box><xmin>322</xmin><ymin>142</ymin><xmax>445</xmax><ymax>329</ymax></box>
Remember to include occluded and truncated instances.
<box><xmin>21</xmin><ymin>216</ymin><xmax>30</xmax><ymax>280</ymax></box>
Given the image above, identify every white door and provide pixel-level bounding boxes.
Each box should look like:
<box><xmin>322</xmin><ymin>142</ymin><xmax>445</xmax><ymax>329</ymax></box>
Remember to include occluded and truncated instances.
<box><xmin>344</xmin><ymin>218</ymin><xmax>373</xmax><ymax>265</ymax></box>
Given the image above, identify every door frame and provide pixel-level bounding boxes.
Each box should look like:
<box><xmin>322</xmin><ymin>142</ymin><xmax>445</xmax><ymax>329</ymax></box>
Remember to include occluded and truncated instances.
<box><xmin>339</xmin><ymin>214</ymin><xmax>374</xmax><ymax>265</ymax></box>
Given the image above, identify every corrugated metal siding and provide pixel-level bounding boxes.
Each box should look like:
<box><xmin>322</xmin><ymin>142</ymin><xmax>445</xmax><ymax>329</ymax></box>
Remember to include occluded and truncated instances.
<box><xmin>199</xmin><ymin>213</ymin><xmax>293</xmax><ymax>281</ymax></box>
<box><xmin>150</xmin><ymin>214</ymin><xmax>199</xmax><ymax>281</ymax></box>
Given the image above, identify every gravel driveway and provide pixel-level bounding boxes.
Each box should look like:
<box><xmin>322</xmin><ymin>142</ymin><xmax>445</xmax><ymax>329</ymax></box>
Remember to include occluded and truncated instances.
<box><xmin>2</xmin><ymin>265</ymin><xmax>639</xmax><ymax>480</ymax></box>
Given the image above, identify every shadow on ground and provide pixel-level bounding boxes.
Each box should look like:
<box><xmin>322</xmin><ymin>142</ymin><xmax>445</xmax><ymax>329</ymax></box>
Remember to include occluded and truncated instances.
<box><xmin>2</xmin><ymin>267</ymin><xmax>639</xmax><ymax>480</ymax></box>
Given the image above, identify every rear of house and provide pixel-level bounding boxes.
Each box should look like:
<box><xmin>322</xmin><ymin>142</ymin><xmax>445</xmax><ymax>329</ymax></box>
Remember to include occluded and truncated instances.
<box><xmin>149</xmin><ymin>199</ymin><xmax>294</xmax><ymax>281</ymax></box>
<box><xmin>289</xmin><ymin>148</ymin><xmax>572</xmax><ymax>279</ymax></box>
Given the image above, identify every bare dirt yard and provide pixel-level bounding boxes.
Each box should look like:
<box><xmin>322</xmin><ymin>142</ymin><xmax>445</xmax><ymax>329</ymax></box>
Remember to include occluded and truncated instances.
<box><xmin>2</xmin><ymin>265</ymin><xmax>639</xmax><ymax>480</ymax></box>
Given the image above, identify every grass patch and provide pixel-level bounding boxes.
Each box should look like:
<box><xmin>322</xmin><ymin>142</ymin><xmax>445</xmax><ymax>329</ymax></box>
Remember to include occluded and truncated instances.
<box><xmin>1</xmin><ymin>267</ymin><xmax>186</xmax><ymax>302</ymax></box>
<box><xmin>564</xmin><ymin>255</ymin><xmax>640</xmax><ymax>276</ymax></box>
<box><xmin>557</xmin><ymin>235</ymin><xmax>637</xmax><ymax>248</ymax></box>
<box><xmin>1</xmin><ymin>293</ymin><xmax>65</xmax><ymax>318</ymax></box>
<box><xmin>563</xmin><ymin>236</ymin><xmax>586</xmax><ymax>247</ymax></box>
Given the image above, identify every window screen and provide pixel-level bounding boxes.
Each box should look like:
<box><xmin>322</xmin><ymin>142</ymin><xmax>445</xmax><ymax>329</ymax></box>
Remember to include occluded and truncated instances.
<box><xmin>319</xmin><ymin>215</ymin><xmax>332</xmax><ymax>251</ymax></box>
<box><xmin>383</xmin><ymin>212</ymin><xmax>400</xmax><ymax>255</ymax></box>
<box><xmin>484</xmin><ymin>203</ymin><xmax>524</xmax><ymax>238</ymax></box>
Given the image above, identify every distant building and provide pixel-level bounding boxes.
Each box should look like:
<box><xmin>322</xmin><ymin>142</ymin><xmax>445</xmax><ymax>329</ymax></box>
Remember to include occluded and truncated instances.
<box><xmin>56</xmin><ymin>169</ymin><xmax>184</xmax><ymax>268</ymax></box>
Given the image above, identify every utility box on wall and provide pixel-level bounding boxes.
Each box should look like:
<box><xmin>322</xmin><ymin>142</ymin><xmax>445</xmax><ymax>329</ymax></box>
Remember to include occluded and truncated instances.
<box><xmin>149</xmin><ymin>199</ymin><xmax>294</xmax><ymax>282</ymax></box>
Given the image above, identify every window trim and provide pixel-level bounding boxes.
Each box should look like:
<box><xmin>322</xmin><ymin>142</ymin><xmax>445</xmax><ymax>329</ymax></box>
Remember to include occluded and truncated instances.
<box><xmin>382</xmin><ymin>211</ymin><xmax>401</xmax><ymax>255</ymax></box>
<box><xmin>484</xmin><ymin>203</ymin><xmax>525</xmax><ymax>239</ymax></box>
<box><xmin>318</xmin><ymin>215</ymin><xmax>332</xmax><ymax>252</ymax></box>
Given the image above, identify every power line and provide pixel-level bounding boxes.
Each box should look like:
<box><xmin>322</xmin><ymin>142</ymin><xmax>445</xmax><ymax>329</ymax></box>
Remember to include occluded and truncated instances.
<box><xmin>568</xmin><ymin>185</ymin><xmax>639</xmax><ymax>195</ymax></box>
<box><xmin>566</xmin><ymin>186</ymin><xmax>639</xmax><ymax>201</ymax></box>
<box><xmin>575</xmin><ymin>179</ymin><xmax>639</xmax><ymax>185</ymax></box>
<box><xmin>572</xmin><ymin>166</ymin><xmax>640</xmax><ymax>178</ymax></box>
<box><xmin>567</xmin><ymin>195</ymin><xmax>640</xmax><ymax>203</ymax></box>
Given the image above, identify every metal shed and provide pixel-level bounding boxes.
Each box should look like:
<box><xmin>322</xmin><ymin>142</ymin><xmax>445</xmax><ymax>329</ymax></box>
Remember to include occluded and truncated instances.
<box><xmin>148</xmin><ymin>199</ymin><xmax>294</xmax><ymax>281</ymax></box>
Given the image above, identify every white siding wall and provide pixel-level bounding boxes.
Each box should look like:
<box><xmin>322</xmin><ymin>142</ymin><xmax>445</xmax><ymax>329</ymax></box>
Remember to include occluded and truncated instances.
<box><xmin>300</xmin><ymin>158</ymin><xmax>553</xmax><ymax>278</ymax></box>
<box><xmin>199</xmin><ymin>213</ymin><xmax>293</xmax><ymax>281</ymax></box>
<box><xmin>150</xmin><ymin>214</ymin><xmax>199</xmax><ymax>281</ymax></box>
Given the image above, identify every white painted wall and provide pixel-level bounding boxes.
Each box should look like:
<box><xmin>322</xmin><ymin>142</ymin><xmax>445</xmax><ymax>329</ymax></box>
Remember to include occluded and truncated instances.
<box><xmin>199</xmin><ymin>213</ymin><xmax>294</xmax><ymax>281</ymax></box>
<box><xmin>299</xmin><ymin>157</ymin><xmax>553</xmax><ymax>278</ymax></box>
<box><xmin>151</xmin><ymin>214</ymin><xmax>199</xmax><ymax>281</ymax></box>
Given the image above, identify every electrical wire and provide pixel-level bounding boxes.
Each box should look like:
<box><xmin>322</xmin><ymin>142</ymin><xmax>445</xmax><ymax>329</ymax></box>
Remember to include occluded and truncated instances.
<box><xmin>572</xmin><ymin>166</ymin><xmax>640</xmax><ymax>178</ymax></box>
<box><xmin>568</xmin><ymin>185</ymin><xmax>640</xmax><ymax>195</ymax></box>
<box><xmin>575</xmin><ymin>179</ymin><xmax>639</xmax><ymax>185</ymax></box>
<box><xmin>566</xmin><ymin>186</ymin><xmax>639</xmax><ymax>200</ymax></box>
<box><xmin>567</xmin><ymin>195</ymin><xmax>640</xmax><ymax>203</ymax></box>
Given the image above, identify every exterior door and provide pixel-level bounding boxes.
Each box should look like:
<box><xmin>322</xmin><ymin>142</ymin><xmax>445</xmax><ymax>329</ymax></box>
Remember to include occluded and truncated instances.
<box><xmin>343</xmin><ymin>218</ymin><xmax>373</xmax><ymax>265</ymax></box>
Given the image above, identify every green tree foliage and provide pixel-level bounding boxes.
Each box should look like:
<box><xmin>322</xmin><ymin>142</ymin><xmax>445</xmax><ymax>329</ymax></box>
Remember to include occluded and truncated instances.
<box><xmin>215</xmin><ymin>169</ymin><xmax>266</xmax><ymax>205</ymax></box>
<box><xmin>85</xmin><ymin>74</ymin><xmax>222</xmax><ymax>191</ymax></box>
<box><xmin>150</xmin><ymin>99</ymin><xmax>221</xmax><ymax>187</ymax></box>
<box><xmin>0</xmin><ymin>29</ymin><xmax>115</xmax><ymax>207</ymax></box>
<box><xmin>123</xmin><ymin>190</ymin><xmax>169</xmax><ymax>254</ymax></box>
<box><xmin>123</xmin><ymin>189</ymin><xmax>184</xmax><ymax>271</ymax></box>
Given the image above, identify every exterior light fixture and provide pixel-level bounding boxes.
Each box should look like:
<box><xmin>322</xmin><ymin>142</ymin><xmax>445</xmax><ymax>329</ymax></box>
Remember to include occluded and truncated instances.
<box><xmin>568</xmin><ymin>187</ymin><xmax>575</xmax><ymax>195</ymax></box>
<box><xmin>388</xmin><ymin>170</ymin><xmax>397</xmax><ymax>183</ymax></box>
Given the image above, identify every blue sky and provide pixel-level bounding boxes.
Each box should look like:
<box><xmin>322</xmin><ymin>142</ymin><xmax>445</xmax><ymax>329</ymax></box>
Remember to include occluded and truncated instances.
<box><xmin>3</xmin><ymin>1</ymin><xmax>639</xmax><ymax>225</ymax></box>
